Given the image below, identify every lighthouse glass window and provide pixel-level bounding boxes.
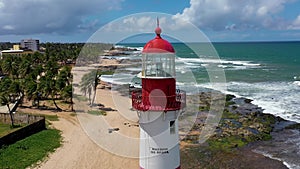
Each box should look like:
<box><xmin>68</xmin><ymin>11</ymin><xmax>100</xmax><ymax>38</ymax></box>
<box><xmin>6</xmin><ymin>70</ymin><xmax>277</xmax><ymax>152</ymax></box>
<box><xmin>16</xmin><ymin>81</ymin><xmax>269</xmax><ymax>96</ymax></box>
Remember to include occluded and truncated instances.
<box><xmin>142</xmin><ymin>53</ymin><xmax>175</xmax><ymax>77</ymax></box>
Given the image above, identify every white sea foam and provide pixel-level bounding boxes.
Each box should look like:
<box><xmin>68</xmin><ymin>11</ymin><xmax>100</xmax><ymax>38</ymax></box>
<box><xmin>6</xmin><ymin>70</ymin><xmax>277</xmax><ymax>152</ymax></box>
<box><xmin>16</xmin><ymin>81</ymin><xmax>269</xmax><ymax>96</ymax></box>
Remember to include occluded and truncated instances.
<box><xmin>189</xmin><ymin>80</ymin><xmax>300</xmax><ymax>123</ymax></box>
<box><xmin>100</xmin><ymin>56</ymin><xmax>131</xmax><ymax>60</ymax></box>
<box><xmin>253</xmin><ymin>150</ymin><xmax>284</xmax><ymax>163</ymax></box>
<box><xmin>176</xmin><ymin>57</ymin><xmax>261</xmax><ymax>70</ymax></box>
<box><xmin>283</xmin><ymin>162</ymin><xmax>300</xmax><ymax>169</ymax></box>
<box><xmin>134</xmin><ymin>47</ymin><xmax>143</xmax><ymax>51</ymax></box>
<box><xmin>125</xmin><ymin>67</ymin><xmax>142</xmax><ymax>71</ymax></box>
<box><xmin>183</xmin><ymin>80</ymin><xmax>300</xmax><ymax>124</ymax></box>
<box><xmin>226</xmin><ymin>81</ymin><xmax>300</xmax><ymax>123</ymax></box>
<box><xmin>100</xmin><ymin>73</ymin><xmax>135</xmax><ymax>85</ymax></box>
<box><xmin>217</xmin><ymin>64</ymin><xmax>228</xmax><ymax>68</ymax></box>
<box><xmin>293</xmin><ymin>81</ymin><xmax>300</xmax><ymax>86</ymax></box>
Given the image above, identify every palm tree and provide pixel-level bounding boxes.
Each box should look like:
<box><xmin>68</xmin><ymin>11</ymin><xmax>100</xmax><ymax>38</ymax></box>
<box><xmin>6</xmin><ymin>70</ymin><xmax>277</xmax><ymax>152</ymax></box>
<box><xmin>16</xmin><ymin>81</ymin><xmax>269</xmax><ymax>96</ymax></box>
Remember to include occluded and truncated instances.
<box><xmin>1</xmin><ymin>56</ymin><xmax>19</xmax><ymax>79</ymax></box>
<box><xmin>0</xmin><ymin>93</ymin><xmax>14</xmax><ymax>126</ymax></box>
<box><xmin>56</xmin><ymin>66</ymin><xmax>72</xmax><ymax>89</ymax></box>
<box><xmin>9</xmin><ymin>79</ymin><xmax>23</xmax><ymax>103</ymax></box>
<box><xmin>56</xmin><ymin>66</ymin><xmax>73</xmax><ymax>110</ymax></box>
<box><xmin>38</xmin><ymin>75</ymin><xmax>61</xmax><ymax>111</ymax></box>
<box><xmin>61</xmin><ymin>85</ymin><xmax>73</xmax><ymax>111</ymax></box>
<box><xmin>24</xmin><ymin>78</ymin><xmax>40</xmax><ymax>107</ymax></box>
<box><xmin>44</xmin><ymin>59</ymin><xmax>59</xmax><ymax>79</ymax></box>
<box><xmin>79</xmin><ymin>69</ymin><xmax>98</xmax><ymax>106</ymax></box>
<box><xmin>18</xmin><ymin>57</ymin><xmax>32</xmax><ymax>79</ymax></box>
<box><xmin>0</xmin><ymin>78</ymin><xmax>16</xmax><ymax>127</ymax></box>
<box><xmin>33</xmin><ymin>58</ymin><xmax>62</xmax><ymax>111</ymax></box>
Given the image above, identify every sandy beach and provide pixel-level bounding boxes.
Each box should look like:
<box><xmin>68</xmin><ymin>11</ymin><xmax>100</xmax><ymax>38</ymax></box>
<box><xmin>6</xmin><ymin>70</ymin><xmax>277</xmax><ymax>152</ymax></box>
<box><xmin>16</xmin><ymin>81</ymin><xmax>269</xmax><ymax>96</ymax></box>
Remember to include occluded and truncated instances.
<box><xmin>31</xmin><ymin>100</ymin><xmax>139</xmax><ymax>169</ymax></box>
<box><xmin>20</xmin><ymin>59</ymin><xmax>140</xmax><ymax>169</ymax></box>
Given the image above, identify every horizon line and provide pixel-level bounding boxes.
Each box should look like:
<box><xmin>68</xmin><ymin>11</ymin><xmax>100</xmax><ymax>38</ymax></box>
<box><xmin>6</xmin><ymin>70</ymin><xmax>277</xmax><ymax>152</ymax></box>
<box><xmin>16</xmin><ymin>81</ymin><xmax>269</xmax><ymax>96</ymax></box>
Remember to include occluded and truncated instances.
<box><xmin>1</xmin><ymin>40</ymin><xmax>300</xmax><ymax>44</ymax></box>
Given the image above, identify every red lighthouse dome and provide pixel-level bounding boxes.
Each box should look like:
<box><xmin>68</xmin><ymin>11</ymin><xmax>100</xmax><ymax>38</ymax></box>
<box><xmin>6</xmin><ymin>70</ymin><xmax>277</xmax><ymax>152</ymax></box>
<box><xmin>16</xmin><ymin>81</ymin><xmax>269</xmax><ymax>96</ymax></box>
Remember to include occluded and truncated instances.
<box><xmin>143</xmin><ymin>21</ymin><xmax>175</xmax><ymax>53</ymax></box>
<box><xmin>143</xmin><ymin>35</ymin><xmax>175</xmax><ymax>53</ymax></box>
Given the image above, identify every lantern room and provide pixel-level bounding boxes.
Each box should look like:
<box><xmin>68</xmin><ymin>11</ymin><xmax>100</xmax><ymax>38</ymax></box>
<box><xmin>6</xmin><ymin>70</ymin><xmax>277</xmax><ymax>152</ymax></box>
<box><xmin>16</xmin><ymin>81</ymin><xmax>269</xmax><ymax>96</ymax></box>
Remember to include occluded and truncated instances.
<box><xmin>142</xmin><ymin>34</ymin><xmax>176</xmax><ymax>78</ymax></box>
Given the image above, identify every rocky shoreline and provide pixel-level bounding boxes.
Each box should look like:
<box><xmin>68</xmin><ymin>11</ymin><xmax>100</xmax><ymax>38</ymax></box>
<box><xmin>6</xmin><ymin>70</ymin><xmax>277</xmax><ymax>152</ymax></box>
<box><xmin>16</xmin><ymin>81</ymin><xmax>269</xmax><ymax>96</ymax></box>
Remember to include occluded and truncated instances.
<box><xmin>180</xmin><ymin>90</ymin><xmax>299</xmax><ymax>169</ymax></box>
<box><xmin>103</xmin><ymin>46</ymin><xmax>138</xmax><ymax>56</ymax></box>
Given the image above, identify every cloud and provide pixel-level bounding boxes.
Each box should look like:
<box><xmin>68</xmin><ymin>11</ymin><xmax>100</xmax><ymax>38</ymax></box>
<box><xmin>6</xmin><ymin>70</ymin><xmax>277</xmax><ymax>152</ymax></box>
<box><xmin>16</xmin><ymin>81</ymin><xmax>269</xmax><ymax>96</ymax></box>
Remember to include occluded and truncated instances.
<box><xmin>2</xmin><ymin>25</ymin><xmax>15</xmax><ymax>30</ymax></box>
<box><xmin>105</xmin><ymin>16</ymin><xmax>168</xmax><ymax>33</ymax></box>
<box><xmin>0</xmin><ymin>1</ymin><xmax>4</xmax><ymax>8</ymax></box>
<box><xmin>0</xmin><ymin>0</ymin><xmax>123</xmax><ymax>35</ymax></box>
<box><xmin>173</xmin><ymin>0</ymin><xmax>295</xmax><ymax>31</ymax></box>
<box><xmin>288</xmin><ymin>15</ymin><xmax>300</xmax><ymax>30</ymax></box>
<box><xmin>225</xmin><ymin>24</ymin><xmax>237</xmax><ymax>31</ymax></box>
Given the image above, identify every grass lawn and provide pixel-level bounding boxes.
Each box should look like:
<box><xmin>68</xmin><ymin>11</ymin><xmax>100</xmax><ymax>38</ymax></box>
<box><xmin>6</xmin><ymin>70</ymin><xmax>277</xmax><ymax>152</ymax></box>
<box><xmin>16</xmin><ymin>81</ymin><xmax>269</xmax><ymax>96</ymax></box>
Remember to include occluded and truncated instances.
<box><xmin>73</xmin><ymin>94</ymin><xmax>88</xmax><ymax>102</ymax></box>
<box><xmin>87</xmin><ymin>110</ymin><xmax>107</xmax><ymax>116</ymax></box>
<box><xmin>0</xmin><ymin>129</ymin><xmax>61</xmax><ymax>169</ymax></box>
<box><xmin>18</xmin><ymin>112</ymin><xmax>59</xmax><ymax>122</ymax></box>
<box><xmin>43</xmin><ymin>114</ymin><xmax>59</xmax><ymax>121</ymax></box>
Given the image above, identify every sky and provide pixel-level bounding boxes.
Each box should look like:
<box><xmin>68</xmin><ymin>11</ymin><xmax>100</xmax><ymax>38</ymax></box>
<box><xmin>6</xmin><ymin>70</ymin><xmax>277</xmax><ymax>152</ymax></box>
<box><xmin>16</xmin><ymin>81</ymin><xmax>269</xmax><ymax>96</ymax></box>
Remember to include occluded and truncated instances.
<box><xmin>0</xmin><ymin>0</ymin><xmax>300</xmax><ymax>43</ymax></box>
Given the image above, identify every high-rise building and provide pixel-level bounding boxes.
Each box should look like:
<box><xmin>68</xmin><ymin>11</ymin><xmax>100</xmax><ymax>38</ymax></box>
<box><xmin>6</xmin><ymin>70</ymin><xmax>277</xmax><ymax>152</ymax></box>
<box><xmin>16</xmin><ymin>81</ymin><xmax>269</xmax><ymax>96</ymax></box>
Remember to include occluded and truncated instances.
<box><xmin>20</xmin><ymin>39</ymin><xmax>40</xmax><ymax>51</ymax></box>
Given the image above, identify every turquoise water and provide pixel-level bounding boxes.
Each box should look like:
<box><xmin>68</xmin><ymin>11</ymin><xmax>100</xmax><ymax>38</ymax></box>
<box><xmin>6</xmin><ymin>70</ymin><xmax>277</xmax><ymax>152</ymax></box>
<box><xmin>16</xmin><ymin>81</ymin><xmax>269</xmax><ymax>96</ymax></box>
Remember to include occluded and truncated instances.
<box><xmin>120</xmin><ymin>42</ymin><xmax>300</xmax><ymax>123</ymax></box>
<box><xmin>126</xmin><ymin>41</ymin><xmax>300</xmax><ymax>82</ymax></box>
<box><xmin>174</xmin><ymin>42</ymin><xmax>300</xmax><ymax>82</ymax></box>
<box><xmin>183</xmin><ymin>42</ymin><xmax>300</xmax><ymax>123</ymax></box>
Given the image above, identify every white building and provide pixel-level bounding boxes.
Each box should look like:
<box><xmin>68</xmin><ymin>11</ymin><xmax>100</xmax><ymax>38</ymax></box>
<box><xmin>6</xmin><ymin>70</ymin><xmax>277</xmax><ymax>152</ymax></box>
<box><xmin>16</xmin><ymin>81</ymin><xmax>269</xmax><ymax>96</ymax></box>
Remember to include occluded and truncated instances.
<box><xmin>20</xmin><ymin>39</ymin><xmax>40</xmax><ymax>51</ymax></box>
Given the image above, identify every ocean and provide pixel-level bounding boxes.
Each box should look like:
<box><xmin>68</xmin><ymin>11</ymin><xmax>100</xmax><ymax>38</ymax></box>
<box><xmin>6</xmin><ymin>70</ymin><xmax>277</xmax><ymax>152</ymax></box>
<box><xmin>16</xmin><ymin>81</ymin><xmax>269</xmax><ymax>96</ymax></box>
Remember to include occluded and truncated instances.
<box><xmin>114</xmin><ymin>41</ymin><xmax>300</xmax><ymax>123</ymax></box>
<box><xmin>102</xmin><ymin>41</ymin><xmax>300</xmax><ymax>168</ymax></box>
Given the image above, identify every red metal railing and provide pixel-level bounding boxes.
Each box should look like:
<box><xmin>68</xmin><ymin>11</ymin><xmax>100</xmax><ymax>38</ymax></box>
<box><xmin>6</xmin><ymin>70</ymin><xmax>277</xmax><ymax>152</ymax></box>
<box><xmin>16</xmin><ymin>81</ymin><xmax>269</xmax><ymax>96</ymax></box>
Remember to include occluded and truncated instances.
<box><xmin>132</xmin><ymin>90</ymin><xmax>186</xmax><ymax>111</ymax></box>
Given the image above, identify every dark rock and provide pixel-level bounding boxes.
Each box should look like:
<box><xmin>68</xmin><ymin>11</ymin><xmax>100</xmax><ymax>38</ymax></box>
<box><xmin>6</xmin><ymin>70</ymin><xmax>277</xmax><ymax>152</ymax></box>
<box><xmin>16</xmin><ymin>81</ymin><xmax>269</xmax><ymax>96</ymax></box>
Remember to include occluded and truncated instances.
<box><xmin>244</xmin><ymin>98</ymin><xmax>253</xmax><ymax>103</ymax></box>
<box><xmin>226</xmin><ymin>94</ymin><xmax>236</xmax><ymax>101</ymax></box>
<box><xmin>247</xmin><ymin>127</ymin><xmax>260</xmax><ymax>135</ymax></box>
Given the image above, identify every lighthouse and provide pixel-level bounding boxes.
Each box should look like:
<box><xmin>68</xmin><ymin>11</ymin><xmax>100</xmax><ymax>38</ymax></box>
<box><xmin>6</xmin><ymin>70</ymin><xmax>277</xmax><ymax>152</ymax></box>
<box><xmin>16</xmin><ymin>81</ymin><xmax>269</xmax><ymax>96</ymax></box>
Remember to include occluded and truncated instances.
<box><xmin>131</xmin><ymin>19</ymin><xmax>186</xmax><ymax>169</ymax></box>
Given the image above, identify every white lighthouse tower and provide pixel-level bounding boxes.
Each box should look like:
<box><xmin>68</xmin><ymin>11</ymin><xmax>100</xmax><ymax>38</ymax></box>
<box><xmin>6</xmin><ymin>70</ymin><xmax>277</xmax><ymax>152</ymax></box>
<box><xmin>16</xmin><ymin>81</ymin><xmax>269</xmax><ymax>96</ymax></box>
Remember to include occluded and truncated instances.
<box><xmin>132</xmin><ymin>19</ymin><xmax>186</xmax><ymax>169</ymax></box>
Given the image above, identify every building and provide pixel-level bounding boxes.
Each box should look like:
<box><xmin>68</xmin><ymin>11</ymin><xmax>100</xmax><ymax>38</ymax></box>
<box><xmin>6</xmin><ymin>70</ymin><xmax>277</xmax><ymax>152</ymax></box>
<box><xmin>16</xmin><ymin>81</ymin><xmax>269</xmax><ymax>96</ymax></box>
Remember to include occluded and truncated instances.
<box><xmin>20</xmin><ymin>39</ymin><xmax>40</xmax><ymax>51</ymax></box>
<box><xmin>1</xmin><ymin>44</ymin><xmax>33</xmax><ymax>57</ymax></box>
<box><xmin>0</xmin><ymin>41</ymin><xmax>36</xmax><ymax>58</ymax></box>
<box><xmin>0</xmin><ymin>49</ymin><xmax>33</xmax><ymax>58</ymax></box>
<box><xmin>0</xmin><ymin>49</ymin><xmax>24</xmax><ymax>57</ymax></box>
<box><xmin>13</xmin><ymin>44</ymin><xmax>20</xmax><ymax>50</ymax></box>
<box><xmin>131</xmin><ymin>20</ymin><xmax>185</xmax><ymax>169</ymax></box>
